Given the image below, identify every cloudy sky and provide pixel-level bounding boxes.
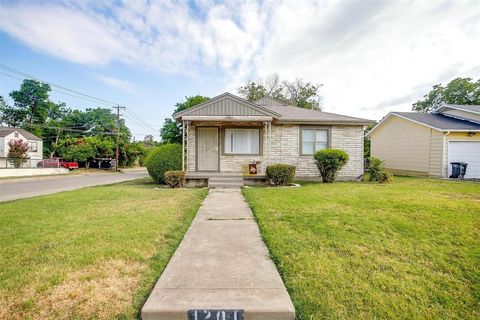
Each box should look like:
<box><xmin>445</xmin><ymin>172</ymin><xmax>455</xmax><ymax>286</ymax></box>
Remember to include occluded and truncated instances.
<box><xmin>0</xmin><ymin>0</ymin><xmax>479</xmax><ymax>139</ymax></box>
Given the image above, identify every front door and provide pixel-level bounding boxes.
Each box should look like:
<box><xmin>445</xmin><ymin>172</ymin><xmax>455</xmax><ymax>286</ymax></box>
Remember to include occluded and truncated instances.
<box><xmin>197</xmin><ymin>127</ymin><xmax>219</xmax><ymax>171</ymax></box>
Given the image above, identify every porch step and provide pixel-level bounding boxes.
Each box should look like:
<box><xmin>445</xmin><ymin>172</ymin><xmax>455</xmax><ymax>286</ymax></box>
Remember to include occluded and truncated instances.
<box><xmin>208</xmin><ymin>176</ymin><xmax>244</xmax><ymax>188</ymax></box>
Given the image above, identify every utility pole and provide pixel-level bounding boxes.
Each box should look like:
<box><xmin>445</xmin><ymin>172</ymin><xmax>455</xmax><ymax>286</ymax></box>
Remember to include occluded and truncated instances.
<box><xmin>113</xmin><ymin>105</ymin><xmax>125</xmax><ymax>171</ymax></box>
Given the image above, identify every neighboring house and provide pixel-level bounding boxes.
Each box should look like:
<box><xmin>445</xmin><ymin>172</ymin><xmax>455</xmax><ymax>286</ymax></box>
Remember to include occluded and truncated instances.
<box><xmin>173</xmin><ymin>92</ymin><xmax>373</xmax><ymax>184</ymax></box>
<box><xmin>0</xmin><ymin>126</ymin><xmax>43</xmax><ymax>168</ymax></box>
<box><xmin>367</xmin><ymin>104</ymin><xmax>480</xmax><ymax>179</ymax></box>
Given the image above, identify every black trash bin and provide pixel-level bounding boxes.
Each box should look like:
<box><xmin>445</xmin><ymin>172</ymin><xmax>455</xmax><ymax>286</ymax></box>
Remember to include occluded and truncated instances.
<box><xmin>449</xmin><ymin>162</ymin><xmax>468</xmax><ymax>179</ymax></box>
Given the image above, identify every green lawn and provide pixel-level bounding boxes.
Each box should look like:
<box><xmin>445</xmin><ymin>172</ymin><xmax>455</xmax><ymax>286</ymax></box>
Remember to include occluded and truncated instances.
<box><xmin>0</xmin><ymin>179</ymin><xmax>207</xmax><ymax>320</ymax></box>
<box><xmin>243</xmin><ymin>177</ymin><xmax>480</xmax><ymax>320</ymax></box>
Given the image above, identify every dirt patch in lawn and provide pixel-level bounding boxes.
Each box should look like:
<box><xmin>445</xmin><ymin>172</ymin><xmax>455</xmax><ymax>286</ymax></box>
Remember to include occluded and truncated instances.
<box><xmin>3</xmin><ymin>259</ymin><xmax>146</xmax><ymax>320</ymax></box>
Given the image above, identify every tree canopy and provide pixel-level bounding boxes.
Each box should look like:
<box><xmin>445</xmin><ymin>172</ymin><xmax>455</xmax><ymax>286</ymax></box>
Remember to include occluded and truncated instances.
<box><xmin>160</xmin><ymin>95</ymin><xmax>209</xmax><ymax>144</ymax></box>
<box><xmin>412</xmin><ymin>77</ymin><xmax>480</xmax><ymax>113</ymax></box>
<box><xmin>0</xmin><ymin>79</ymin><xmax>154</xmax><ymax>167</ymax></box>
<box><xmin>238</xmin><ymin>74</ymin><xmax>323</xmax><ymax>110</ymax></box>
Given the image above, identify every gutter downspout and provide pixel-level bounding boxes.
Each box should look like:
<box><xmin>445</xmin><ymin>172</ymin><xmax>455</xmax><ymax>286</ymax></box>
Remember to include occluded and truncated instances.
<box><xmin>441</xmin><ymin>131</ymin><xmax>450</xmax><ymax>178</ymax></box>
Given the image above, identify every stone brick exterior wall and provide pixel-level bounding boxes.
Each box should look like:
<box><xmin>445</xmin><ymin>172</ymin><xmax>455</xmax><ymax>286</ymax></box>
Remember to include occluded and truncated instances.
<box><xmin>186</xmin><ymin>123</ymin><xmax>364</xmax><ymax>179</ymax></box>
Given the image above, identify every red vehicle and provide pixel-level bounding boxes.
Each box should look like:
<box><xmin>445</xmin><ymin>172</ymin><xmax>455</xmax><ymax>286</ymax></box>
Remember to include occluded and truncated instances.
<box><xmin>37</xmin><ymin>158</ymin><xmax>79</xmax><ymax>170</ymax></box>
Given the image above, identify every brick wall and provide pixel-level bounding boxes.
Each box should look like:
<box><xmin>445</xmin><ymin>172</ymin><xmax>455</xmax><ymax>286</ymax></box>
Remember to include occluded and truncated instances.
<box><xmin>186</xmin><ymin>123</ymin><xmax>364</xmax><ymax>179</ymax></box>
<box><xmin>330</xmin><ymin>126</ymin><xmax>364</xmax><ymax>178</ymax></box>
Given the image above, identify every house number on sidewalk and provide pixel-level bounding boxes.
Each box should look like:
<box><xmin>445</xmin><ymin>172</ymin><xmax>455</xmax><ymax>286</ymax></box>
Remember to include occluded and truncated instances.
<box><xmin>187</xmin><ymin>309</ymin><xmax>244</xmax><ymax>320</ymax></box>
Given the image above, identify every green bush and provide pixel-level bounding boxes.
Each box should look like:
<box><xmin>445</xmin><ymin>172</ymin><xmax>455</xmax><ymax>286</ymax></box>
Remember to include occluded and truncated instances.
<box><xmin>164</xmin><ymin>170</ymin><xmax>186</xmax><ymax>188</ymax></box>
<box><xmin>314</xmin><ymin>149</ymin><xmax>349</xmax><ymax>183</ymax></box>
<box><xmin>266</xmin><ymin>164</ymin><xmax>296</xmax><ymax>186</ymax></box>
<box><xmin>146</xmin><ymin>144</ymin><xmax>182</xmax><ymax>184</ymax></box>
<box><xmin>363</xmin><ymin>157</ymin><xmax>393</xmax><ymax>183</ymax></box>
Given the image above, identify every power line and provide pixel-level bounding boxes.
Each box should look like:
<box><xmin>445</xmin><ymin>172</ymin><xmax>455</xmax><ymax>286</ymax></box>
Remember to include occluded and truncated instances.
<box><xmin>0</xmin><ymin>71</ymin><xmax>120</xmax><ymax>109</ymax></box>
<box><xmin>0</xmin><ymin>65</ymin><xmax>161</xmax><ymax>137</ymax></box>
<box><xmin>124</xmin><ymin>107</ymin><xmax>159</xmax><ymax>134</ymax></box>
<box><xmin>0</xmin><ymin>65</ymin><xmax>121</xmax><ymax>107</ymax></box>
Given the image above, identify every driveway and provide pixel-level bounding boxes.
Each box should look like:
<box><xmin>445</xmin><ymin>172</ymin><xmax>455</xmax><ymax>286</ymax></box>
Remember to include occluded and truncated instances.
<box><xmin>0</xmin><ymin>170</ymin><xmax>149</xmax><ymax>202</ymax></box>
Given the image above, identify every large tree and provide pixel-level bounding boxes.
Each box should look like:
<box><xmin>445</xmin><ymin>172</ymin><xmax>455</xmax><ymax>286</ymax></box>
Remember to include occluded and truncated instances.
<box><xmin>9</xmin><ymin>79</ymin><xmax>53</xmax><ymax>125</ymax></box>
<box><xmin>1</xmin><ymin>79</ymin><xmax>134</xmax><ymax>165</ymax></box>
<box><xmin>238</xmin><ymin>75</ymin><xmax>322</xmax><ymax>110</ymax></box>
<box><xmin>412</xmin><ymin>77</ymin><xmax>480</xmax><ymax>113</ymax></box>
<box><xmin>160</xmin><ymin>95</ymin><xmax>210</xmax><ymax>144</ymax></box>
<box><xmin>0</xmin><ymin>96</ymin><xmax>26</xmax><ymax>127</ymax></box>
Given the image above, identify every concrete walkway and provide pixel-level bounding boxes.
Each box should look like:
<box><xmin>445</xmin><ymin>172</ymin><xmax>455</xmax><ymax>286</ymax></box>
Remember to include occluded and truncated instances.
<box><xmin>142</xmin><ymin>189</ymin><xmax>295</xmax><ymax>320</ymax></box>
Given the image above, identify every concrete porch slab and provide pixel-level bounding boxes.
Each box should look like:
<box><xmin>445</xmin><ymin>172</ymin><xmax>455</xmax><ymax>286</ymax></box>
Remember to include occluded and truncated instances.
<box><xmin>142</xmin><ymin>189</ymin><xmax>295</xmax><ymax>320</ymax></box>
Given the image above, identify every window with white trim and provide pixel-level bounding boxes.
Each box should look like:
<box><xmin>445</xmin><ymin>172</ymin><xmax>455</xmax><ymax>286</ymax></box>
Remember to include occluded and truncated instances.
<box><xmin>28</xmin><ymin>142</ymin><xmax>38</xmax><ymax>152</ymax></box>
<box><xmin>301</xmin><ymin>128</ymin><xmax>328</xmax><ymax>155</ymax></box>
<box><xmin>224</xmin><ymin>128</ymin><xmax>260</xmax><ymax>154</ymax></box>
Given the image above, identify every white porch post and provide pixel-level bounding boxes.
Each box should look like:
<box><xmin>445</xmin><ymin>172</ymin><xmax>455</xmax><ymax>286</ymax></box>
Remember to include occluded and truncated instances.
<box><xmin>268</xmin><ymin>121</ymin><xmax>272</xmax><ymax>166</ymax></box>
<box><xmin>182</xmin><ymin>121</ymin><xmax>190</xmax><ymax>172</ymax></box>
<box><xmin>263</xmin><ymin>121</ymin><xmax>272</xmax><ymax>171</ymax></box>
<box><xmin>182</xmin><ymin>120</ymin><xmax>185</xmax><ymax>171</ymax></box>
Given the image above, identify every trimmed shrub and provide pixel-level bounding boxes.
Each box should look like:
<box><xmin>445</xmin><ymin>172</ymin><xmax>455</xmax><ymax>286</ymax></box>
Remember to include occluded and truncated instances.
<box><xmin>266</xmin><ymin>164</ymin><xmax>296</xmax><ymax>186</ymax></box>
<box><xmin>314</xmin><ymin>149</ymin><xmax>349</xmax><ymax>183</ymax></box>
<box><xmin>164</xmin><ymin>170</ymin><xmax>186</xmax><ymax>188</ymax></box>
<box><xmin>363</xmin><ymin>157</ymin><xmax>393</xmax><ymax>183</ymax></box>
<box><xmin>146</xmin><ymin>144</ymin><xmax>182</xmax><ymax>184</ymax></box>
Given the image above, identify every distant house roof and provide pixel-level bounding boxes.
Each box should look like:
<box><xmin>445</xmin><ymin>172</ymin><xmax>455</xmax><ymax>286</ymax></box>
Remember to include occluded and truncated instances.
<box><xmin>0</xmin><ymin>126</ymin><xmax>42</xmax><ymax>141</ymax></box>
<box><xmin>433</xmin><ymin>104</ymin><xmax>480</xmax><ymax>115</ymax></box>
<box><xmin>392</xmin><ymin>112</ymin><xmax>480</xmax><ymax>131</ymax></box>
<box><xmin>366</xmin><ymin>112</ymin><xmax>480</xmax><ymax>137</ymax></box>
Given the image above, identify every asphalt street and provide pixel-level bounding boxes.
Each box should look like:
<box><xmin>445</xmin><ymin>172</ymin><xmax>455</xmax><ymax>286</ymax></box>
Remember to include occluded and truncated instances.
<box><xmin>0</xmin><ymin>170</ymin><xmax>149</xmax><ymax>202</ymax></box>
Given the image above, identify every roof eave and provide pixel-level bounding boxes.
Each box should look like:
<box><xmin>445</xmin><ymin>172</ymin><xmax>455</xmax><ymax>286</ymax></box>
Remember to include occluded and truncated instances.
<box><xmin>433</xmin><ymin>104</ymin><xmax>480</xmax><ymax>115</ymax></box>
<box><xmin>275</xmin><ymin>119</ymin><xmax>374</xmax><ymax>126</ymax></box>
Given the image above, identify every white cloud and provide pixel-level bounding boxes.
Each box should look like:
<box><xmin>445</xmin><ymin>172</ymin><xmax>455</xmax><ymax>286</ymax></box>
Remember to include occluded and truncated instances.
<box><xmin>0</xmin><ymin>0</ymin><xmax>479</xmax><ymax>120</ymax></box>
<box><xmin>97</xmin><ymin>75</ymin><xmax>138</xmax><ymax>94</ymax></box>
<box><xmin>0</xmin><ymin>0</ymin><xmax>270</xmax><ymax>76</ymax></box>
<box><xmin>254</xmin><ymin>0</ymin><xmax>480</xmax><ymax>119</ymax></box>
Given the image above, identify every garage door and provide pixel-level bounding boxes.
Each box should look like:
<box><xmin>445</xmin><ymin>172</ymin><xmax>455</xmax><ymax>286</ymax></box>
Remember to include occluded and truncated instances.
<box><xmin>448</xmin><ymin>141</ymin><xmax>480</xmax><ymax>179</ymax></box>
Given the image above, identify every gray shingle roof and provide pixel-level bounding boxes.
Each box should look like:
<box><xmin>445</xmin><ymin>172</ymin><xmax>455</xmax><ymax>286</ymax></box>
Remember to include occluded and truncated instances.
<box><xmin>254</xmin><ymin>96</ymin><xmax>287</xmax><ymax>106</ymax></box>
<box><xmin>392</xmin><ymin>112</ymin><xmax>480</xmax><ymax>131</ymax></box>
<box><xmin>260</xmin><ymin>104</ymin><xmax>374</xmax><ymax>124</ymax></box>
<box><xmin>176</xmin><ymin>92</ymin><xmax>374</xmax><ymax>125</ymax></box>
<box><xmin>441</xmin><ymin>104</ymin><xmax>480</xmax><ymax>114</ymax></box>
<box><xmin>0</xmin><ymin>126</ymin><xmax>42</xmax><ymax>141</ymax></box>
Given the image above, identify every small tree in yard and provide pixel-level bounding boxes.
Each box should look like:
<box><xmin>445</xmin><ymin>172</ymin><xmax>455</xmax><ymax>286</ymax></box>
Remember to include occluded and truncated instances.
<box><xmin>8</xmin><ymin>139</ymin><xmax>29</xmax><ymax>168</ymax></box>
<box><xmin>314</xmin><ymin>149</ymin><xmax>349</xmax><ymax>183</ymax></box>
<box><xmin>363</xmin><ymin>157</ymin><xmax>393</xmax><ymax>183</ymax></box>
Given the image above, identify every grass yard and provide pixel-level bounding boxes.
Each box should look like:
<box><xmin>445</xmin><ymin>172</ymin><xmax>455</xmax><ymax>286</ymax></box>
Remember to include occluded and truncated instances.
<box><xmin>0</xmin><ymin>179</ymin><xmax>207</xmax><ymax>320</ymax></box>
<box><xmin>243</xmin><ymin>177</ymin><xmax>480</xmax><ymax>320</ymax></box>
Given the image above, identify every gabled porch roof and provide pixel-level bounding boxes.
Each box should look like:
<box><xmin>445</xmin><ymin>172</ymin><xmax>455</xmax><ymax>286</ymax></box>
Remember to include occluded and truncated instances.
<box><xmin>173</xmin><ymin>92</ymin><xmax>281</xmax><ymax>121</ymax></box>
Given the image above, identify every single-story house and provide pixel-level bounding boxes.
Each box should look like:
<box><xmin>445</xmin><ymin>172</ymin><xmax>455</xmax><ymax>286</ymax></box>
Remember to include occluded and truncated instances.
<box><xmin>173</xmin><ymin>92</ymin><xmax>373</xmax><ymax>185</ymax></box>
<box><xmin>367</xmin><ymin>104</ymin><xmax>480</xmax><ymax>179</ymax></box>
<box><xmin>0</xmin><ymin>126</ymin><xmax>43</xmax><ymax>168</ymax></box>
